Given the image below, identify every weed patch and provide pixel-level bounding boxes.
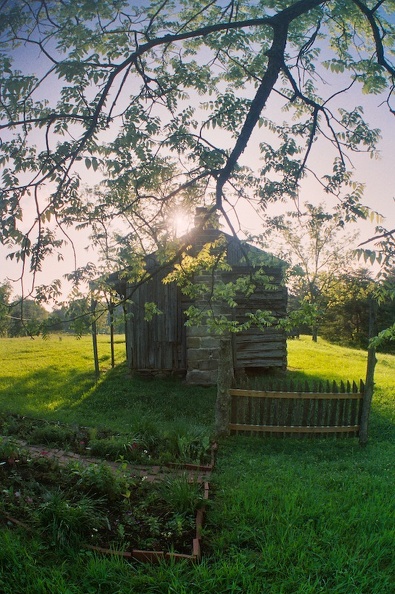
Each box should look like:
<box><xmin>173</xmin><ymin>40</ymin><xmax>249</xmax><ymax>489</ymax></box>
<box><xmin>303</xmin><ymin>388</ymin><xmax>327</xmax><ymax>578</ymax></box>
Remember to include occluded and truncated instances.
<box><xmin>0</xmin><ymin>444</ymin><xmax>204</xmax><ymax>555</ymax></box>
<box><xmin>0</xmin><ymin>413</ymin><xmax>214</xmax><ymax>466</ymax></box>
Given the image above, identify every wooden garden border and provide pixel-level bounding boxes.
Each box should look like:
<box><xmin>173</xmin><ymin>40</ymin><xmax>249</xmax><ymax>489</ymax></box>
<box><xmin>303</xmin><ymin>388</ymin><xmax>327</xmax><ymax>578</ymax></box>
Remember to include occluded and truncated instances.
<box><xmin>229</xmin><ymin>380</ymin><xmax>365</xmax><ymax>437</ymax></box>
<box><xmin>1</xmin><ymin>438</ymin><xmax>216</xmax><ymax>564</ymax></box>
<box><xmin>84</xmin><ymin>481</ymin><xmax>210</xmax><ymax>563</ymax></box>
<box><xmin>2</xmin><ymin>482</ymin><xmax>211</xmax><ymax>564</ymax></box>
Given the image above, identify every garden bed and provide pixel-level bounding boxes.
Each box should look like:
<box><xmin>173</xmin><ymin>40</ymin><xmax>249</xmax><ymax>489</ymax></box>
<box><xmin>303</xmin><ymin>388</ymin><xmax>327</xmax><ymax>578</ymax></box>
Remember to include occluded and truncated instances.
<box><xmin>0</xmin><ymin>439</ymin><xmax>210</xmax><ymax>560</ymax></box>
<box><xmin>0</xmin><ymin>413</ymin><xmax>213</xmax><ymax>467</ymax></box>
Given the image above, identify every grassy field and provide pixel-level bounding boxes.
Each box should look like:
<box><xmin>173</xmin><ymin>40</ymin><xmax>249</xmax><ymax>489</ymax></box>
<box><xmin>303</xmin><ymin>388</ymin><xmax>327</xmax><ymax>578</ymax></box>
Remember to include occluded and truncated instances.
<box><xmin>0</xmin><ymin>334</ymin><xmax>215</xmax><ymax>434</ymax></box>
<box><xmin>1</xmin><ymin>335</ymin><xmax>394</xmax><ymax>593</ymax></box>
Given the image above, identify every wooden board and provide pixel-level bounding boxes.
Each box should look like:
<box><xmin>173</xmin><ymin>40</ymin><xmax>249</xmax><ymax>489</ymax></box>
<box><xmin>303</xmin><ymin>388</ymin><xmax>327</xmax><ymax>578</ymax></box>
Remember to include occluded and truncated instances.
<box><xmin>229</xmin><ymin>423</ymin><xmax>360</xmax><ymax>434</ymax></box>
<box><xmin>230</xmin><ymin>389</ymin><xmax>363</xmax><ymax>400</ymax></box>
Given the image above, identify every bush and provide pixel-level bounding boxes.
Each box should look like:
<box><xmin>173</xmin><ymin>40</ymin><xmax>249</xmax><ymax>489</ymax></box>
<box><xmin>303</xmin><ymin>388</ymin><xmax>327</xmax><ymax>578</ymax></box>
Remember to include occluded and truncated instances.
<box><xmin>35</xmin><ymin>489</ymin><xmax>107</xmax><ymax>548</ymax></box>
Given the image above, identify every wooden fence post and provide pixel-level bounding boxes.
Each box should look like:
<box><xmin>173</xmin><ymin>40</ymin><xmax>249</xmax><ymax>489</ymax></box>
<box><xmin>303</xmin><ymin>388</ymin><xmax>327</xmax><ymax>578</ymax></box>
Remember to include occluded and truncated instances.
<box><xmin>359</xmin><ymin>345</ymin><xmax>376</xmax><ymax>446</ymax></box>
<box><xmin>215</xmin><ymin>337</ymin><xmax>234</xmax><ymax>437</ymax></box>
<box><xmin>359</xmin><ymin>298</ymin><xmax>378</xmax><ymax>446</ymax></box>
<box><xmin>109</xmin><ymin>299</ymin><xmax>115</xmax><ymax>369</ymax></box>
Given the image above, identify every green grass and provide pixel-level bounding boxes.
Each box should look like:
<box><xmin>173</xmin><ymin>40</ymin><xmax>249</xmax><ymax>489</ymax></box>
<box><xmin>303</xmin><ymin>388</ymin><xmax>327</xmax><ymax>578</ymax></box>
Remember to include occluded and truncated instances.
<box><xmin>286</xmin><ymin>335</ymin><xmax>395</xmax><ymax>441</ymax></box>
<box><xmin>1</xmin><ymin>335</ymin><xmax>395</xmax><ymax>593</ymax></box>
<box><xmin>0</xmin><ymin>334</ymin><xmax>126</xmax><ymax>416</ymax></box>
<box><xmin>287</xmin><ymin>335</ymin><xmax>394</xmax><ymax>385</ymax></box>
<box><xmin>207</xmin><ymin>436</ymin><xmax>395</xmax><ymax>593</ymax></box>
<box><xmin>0</xmin><ymin>334</ymin><xmax>216</xmax><ymax>434</ymax></box>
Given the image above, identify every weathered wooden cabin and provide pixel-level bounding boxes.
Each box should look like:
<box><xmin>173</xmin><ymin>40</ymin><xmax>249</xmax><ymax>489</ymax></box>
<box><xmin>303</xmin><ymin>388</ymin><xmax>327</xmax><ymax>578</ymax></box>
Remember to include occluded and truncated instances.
<box><xmin>115</xmin><ymin>211</ymin><xmax>288</xmax><ymax>385</ymax></box>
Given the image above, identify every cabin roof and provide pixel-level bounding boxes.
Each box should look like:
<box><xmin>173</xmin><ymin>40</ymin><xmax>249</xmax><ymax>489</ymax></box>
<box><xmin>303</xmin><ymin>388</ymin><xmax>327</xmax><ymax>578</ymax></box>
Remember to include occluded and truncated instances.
<box><xmin>109</xmin><ymin>209</ymin><xmax>286</xmax><ymax>297</ymax></box>
<box><xmin>143</xmin><ymin>227</ymin><xmax>286</xmax><ymax>271</ymax></box>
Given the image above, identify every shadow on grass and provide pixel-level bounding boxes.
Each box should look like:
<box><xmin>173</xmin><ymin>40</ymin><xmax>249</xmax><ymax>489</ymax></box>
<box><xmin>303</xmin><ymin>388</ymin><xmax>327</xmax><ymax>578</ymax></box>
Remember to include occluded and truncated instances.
<box><xmin>237</xmin><ymin>368</ymin><xmax>365</xmax><ymax>390</ymax></box>
<box><xmin>1</xmin><ymin>358</ymin><xmax>391</xmax><ymax>441</ymax></box>
<box><xmin>0</xmin><ymin>362</ymin><xmax>216</xmax><ymax>434</ymax></box>
<box><xmin>0</xmin><ymin>367</ymin><xmax>95</xmax><ymax>417</ymax></box>
<box><xmin>70</xmin><ymin>364</ymin><xmax>217</xmax><ymax>433</ymax></box>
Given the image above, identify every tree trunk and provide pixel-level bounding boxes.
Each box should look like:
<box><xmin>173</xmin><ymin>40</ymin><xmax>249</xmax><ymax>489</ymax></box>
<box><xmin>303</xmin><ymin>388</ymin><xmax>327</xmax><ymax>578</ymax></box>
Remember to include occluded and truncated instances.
<box><xmin>109</xmin><ymin>301</ymin><xmax>115</xmax><ymax>368</ymax></box>
<box><xmin>215</xmin><ymin>337</ymin><xmax>234</xmax><ymax>437</ymax></box>
<box><xmin>122</xmin><ymin>304</ymin><xmax>129</xmax><ymax>361</ymax></box>
<box><xmin>359</xmin><ymin>298</ymin><xmax>378</xmax><ymax>446</ymax></box>
<box><xmin>91</xmin><ymin>299</ymin><xmax>100</xmax><ymax>381</ymax></box>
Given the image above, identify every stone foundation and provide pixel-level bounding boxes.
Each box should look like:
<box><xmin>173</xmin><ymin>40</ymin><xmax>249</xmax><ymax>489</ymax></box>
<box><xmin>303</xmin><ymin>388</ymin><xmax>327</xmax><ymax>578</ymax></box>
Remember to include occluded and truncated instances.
<box><xmin>185</xmin><ymin>326</ymin><xmax>220</xmax><ymax>385</ymax></box>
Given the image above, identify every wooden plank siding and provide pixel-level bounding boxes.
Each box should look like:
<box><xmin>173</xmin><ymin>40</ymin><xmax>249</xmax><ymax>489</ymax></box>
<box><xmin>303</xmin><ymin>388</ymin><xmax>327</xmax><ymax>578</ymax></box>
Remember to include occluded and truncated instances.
<box><xmin>229</xmin><ymin>381</ymin><xmax>364</xmax><ymax>437</ymax></box>
<box><xmin>221</xmin><ymin>263</ymin><xmax>288</xmax><ymax>374</ymax></box>
<box><xmin>125</xmin><ymin>268</ymin><xmax>187</xmax><ymax>374</ymax></box>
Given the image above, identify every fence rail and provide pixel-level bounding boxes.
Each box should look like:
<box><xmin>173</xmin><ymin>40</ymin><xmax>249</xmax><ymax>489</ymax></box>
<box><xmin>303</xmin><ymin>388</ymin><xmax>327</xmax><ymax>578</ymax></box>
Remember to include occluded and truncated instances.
<box><xmin>229</xmin><ymin>380</ymin><xmax>365</xmax><ymax>437</ymax></box>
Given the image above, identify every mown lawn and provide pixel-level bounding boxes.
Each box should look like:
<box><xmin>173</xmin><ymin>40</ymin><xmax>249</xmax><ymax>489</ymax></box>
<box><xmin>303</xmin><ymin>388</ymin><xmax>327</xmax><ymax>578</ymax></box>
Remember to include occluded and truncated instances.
<box><xmin>1</xmin><ymin>335</ymin><xmax>394</xmax><ymax>593</ymax></box>
<box><xmin>0</xmin><ymin>334</ymin><xmax>216</xmax><ymax>434</ymax></box>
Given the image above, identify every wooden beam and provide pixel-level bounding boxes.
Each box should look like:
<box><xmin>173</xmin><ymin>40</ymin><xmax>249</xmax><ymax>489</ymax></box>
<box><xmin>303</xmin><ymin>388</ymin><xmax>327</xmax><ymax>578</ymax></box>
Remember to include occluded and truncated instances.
<box><xmin>229</xmin><ymin>389</ymin><xmax>363</xmax><ymax>400</ymax></box>
<box><xmin>229</xmin><ymin>423</ymin><xmax>360</xmax><ymax>434</ymax></box>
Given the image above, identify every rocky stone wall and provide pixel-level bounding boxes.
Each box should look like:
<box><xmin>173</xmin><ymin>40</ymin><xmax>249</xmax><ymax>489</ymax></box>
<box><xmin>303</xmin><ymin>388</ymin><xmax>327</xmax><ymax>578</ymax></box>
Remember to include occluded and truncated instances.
<box><xmin>185</xmin><ymin>324</ymin><xmax>220</xmax><ymax>385</ymax></box>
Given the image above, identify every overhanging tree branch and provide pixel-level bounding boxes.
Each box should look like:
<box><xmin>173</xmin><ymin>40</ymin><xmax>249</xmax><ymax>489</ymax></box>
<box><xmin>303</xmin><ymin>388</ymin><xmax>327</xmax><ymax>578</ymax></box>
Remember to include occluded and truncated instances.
<box><xmin>215</xmin><ymin>0</ymin><xmax>325</xmax><ymax>207</ymax></box>
<box><xmin>1</xmin><ymin>0</ymin><xmax>394</xmax><ymax>297</ymax></box>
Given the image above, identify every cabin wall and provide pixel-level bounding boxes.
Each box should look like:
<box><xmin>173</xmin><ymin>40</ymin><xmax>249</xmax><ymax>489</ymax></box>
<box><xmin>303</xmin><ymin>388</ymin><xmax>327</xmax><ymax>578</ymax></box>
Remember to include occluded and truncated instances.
<box><xmin>226</xmin><ymin>266</ymin><xmax>288</xmax><ymax>375</ymax></box>
<box><xmin>185</xmin><ymin>325</ymin><xmax>220</xmax><ymax>385</ymax></box>
<box><xmin>121</xmin><ymin>231</ymin><xmax>288</xmax><ymax>384</ymax></box>
<box><xmin>184</xmin><ymin>270</ymin><xmax>222</xmax><ymax>385</ymax></box>
<box><xmin>124</xmin><ymin>270</ymin><xmax>187</xmax><ymax>375</ymax></box>
<box><xmin>183</xmin><ymin>266</ymin><xmax>287</xmax><ymax>385</ymax></box>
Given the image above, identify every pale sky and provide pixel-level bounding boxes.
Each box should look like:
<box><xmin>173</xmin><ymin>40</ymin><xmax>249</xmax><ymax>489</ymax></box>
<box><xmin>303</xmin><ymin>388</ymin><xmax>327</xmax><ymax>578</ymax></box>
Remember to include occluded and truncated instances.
<box><xmin>1</xmin><ymin>85</ymin><xmax>394</xmax><ymax>301</ymax></box>
<box><xmin>1</xmin><ymin>9</ymin><xmax>395</xmax><ymax>301</ymax></box>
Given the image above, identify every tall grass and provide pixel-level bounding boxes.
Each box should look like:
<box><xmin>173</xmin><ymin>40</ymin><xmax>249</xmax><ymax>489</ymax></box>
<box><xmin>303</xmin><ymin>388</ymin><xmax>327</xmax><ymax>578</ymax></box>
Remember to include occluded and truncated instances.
<box><xmin>1</xmin><ymin>335</ymin><xmax>394</xmax><ymax>593</ymax></box>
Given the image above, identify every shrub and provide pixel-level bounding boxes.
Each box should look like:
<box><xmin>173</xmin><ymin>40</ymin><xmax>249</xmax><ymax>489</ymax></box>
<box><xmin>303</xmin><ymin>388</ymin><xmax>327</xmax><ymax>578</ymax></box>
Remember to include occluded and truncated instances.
<box><xmin>158</xmin><ymin>474</ymin><xmax>204</xmax><ymax>515</ymax></box>
<box><xmin>34</xmin><ymin>489</ymin><xmax>107</xmax><ymax>548</ymax></box>
<box><xmin>27</xmin><ymin>424</ymin><xmax>78</xmax><ymax>447</ymax></box>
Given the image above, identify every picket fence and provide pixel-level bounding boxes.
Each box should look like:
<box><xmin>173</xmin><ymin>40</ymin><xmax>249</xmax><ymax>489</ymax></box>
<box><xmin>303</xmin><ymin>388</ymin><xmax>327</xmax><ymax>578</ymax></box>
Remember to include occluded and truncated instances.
<box><xmin>229</xmin><ymin>380</ymin><xmax>365</xmax><ymax>437</ymax></box>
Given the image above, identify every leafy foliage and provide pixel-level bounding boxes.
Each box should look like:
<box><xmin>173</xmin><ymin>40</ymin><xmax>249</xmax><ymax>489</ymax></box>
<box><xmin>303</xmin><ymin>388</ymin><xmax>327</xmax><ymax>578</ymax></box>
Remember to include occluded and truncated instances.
<box><xmin>0</xmin><ymin>281</ymin><xmax>11</xmax><ymax>336</ymax></box>
<box><xmin>317</xmin><ymin>268</ymin><xmax>392</xmax><ymax>349</ymax></box>
<box><xmin>0</xmin><ymin>0</ymin><xmax>394</xmax><ymax>301</ymax></box>
<box><xmin>257</xmin><ymin>202</ymin><xmax>361</xmax><ymax>340</ymax></box>
<box><xmin>164</xmin><ymin>237</ymin><xmax>277</xmax><ymax>332</ymax></box>
<box><xmin>8</xmin><ymin>298</ymin><xmax>49</xmax><ymax>337</ymax></box>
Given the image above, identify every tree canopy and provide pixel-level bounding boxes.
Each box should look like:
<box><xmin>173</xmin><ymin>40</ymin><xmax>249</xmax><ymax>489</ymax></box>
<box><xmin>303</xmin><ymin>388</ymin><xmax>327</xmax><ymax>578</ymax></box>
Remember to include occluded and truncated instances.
<box><xmin>258</xmin><ymin>202</ymin><xmax>361</xmax><ymax>340</ymax></box>
<box><xmin>0</xmin><ymin>0</ymin><xmax>394</xmax><ymax>298</ymax></box>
